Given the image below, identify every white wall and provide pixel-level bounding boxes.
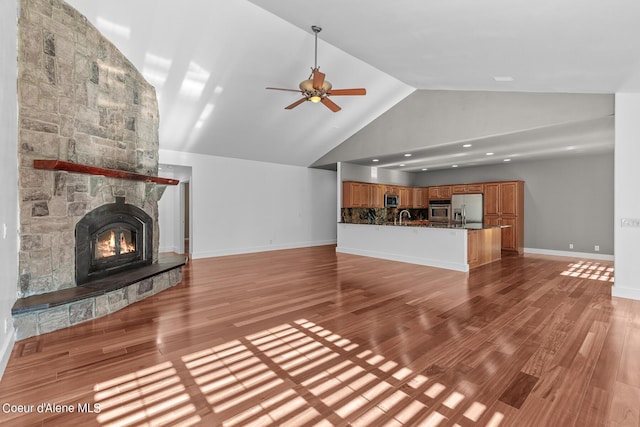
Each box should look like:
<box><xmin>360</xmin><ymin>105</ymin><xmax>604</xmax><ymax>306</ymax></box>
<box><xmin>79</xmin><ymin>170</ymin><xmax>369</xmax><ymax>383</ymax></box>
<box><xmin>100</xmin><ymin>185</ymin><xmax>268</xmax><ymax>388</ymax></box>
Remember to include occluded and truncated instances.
<box><xmin>613</xmin><ymin>93</ymin><xmax>640</xmax><ymax>300</ymax></box>
<box><xmin>158</xmin><ymin>171</ymin><xmax>178</xmax><ymax>253</ymax></box>
<box><xmin>159</xmin><ymin>149</ymin><xmax>337</xmax><ymax>259</ymax></box>
<box><xmin>0</xmin><ymin>0</ymin><xmax>18</xmax><ymax>378</ymax></box>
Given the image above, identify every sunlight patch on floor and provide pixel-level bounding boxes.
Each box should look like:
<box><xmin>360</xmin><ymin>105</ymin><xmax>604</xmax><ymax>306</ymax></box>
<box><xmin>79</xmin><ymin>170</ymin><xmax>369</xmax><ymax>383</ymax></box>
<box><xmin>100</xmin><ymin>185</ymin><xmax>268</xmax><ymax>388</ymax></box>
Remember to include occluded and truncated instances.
<box><xmin>93</xmin><ymin>361</ymin><xmax>199</xmax><ymax>426</ymax></box>
<box><xmin>561</xmin><ymin>261</ymin><xmax>614</xmax><ymax>282</ymax></box>
<box><xmin>92</xmin><ymin>318</ymin><xmax>505</xmax><ymax>426</ymax></box>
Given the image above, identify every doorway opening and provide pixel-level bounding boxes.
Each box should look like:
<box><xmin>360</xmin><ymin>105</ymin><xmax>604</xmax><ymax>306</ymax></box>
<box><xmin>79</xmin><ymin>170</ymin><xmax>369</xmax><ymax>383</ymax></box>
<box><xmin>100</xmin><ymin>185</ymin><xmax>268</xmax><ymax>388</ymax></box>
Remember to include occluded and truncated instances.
<box><xmin>158</xmin><ymin>164</ymin><xmax>192</xmax><ymax>259</ymax></box>
<box><xmin>182</xmin><ymin>181</ymin><xmax>191</xmax><ymax>257</ymax></box>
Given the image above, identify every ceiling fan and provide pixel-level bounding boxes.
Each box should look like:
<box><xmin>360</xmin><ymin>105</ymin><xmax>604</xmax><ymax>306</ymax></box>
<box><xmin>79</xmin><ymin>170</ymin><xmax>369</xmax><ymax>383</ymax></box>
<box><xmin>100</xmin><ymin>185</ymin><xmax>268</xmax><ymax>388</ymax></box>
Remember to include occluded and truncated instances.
<box><xmin>266</xmin><ymin>26</ymin><xmax>366</xmax><ymax>112</ymax></box>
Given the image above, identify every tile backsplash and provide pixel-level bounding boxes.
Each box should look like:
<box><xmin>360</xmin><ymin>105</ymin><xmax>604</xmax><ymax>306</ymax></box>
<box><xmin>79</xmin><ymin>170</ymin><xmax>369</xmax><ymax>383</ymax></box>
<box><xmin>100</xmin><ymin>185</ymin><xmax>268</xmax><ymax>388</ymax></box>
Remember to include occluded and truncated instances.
<box><xmin>341</xmin><ymin>208</ymin><xmax>428</xmax><ymax>224</ymax></box>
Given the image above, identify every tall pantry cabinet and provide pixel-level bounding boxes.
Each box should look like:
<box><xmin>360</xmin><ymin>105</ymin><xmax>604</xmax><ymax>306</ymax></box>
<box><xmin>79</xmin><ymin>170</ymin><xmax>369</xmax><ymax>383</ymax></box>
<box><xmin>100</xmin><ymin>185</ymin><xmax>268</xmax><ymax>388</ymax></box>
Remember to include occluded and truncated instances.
<box><xmin>483</xmin><ymin>181</ymin><xmax>524</xmax><ymax>254</ymax></box>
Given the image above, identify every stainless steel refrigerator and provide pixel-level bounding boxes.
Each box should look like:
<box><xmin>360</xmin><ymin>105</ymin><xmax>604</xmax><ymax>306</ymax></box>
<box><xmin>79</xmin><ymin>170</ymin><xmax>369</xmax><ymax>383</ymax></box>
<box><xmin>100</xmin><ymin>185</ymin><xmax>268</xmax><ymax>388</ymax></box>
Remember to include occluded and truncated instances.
<box><xmin>451</xmin><ymin>194</ymin><xmax>483</xmax><ymax>225</ymax></box>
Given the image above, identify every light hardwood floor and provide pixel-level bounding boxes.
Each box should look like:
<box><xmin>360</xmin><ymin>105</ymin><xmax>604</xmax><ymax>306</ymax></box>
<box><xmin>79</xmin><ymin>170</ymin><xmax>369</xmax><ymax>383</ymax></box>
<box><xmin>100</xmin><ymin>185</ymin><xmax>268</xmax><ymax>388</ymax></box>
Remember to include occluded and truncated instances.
<box><xmin>0</xmin><ymin>245</ymin><xmax>637</xmax><ymax>426</ymax></box>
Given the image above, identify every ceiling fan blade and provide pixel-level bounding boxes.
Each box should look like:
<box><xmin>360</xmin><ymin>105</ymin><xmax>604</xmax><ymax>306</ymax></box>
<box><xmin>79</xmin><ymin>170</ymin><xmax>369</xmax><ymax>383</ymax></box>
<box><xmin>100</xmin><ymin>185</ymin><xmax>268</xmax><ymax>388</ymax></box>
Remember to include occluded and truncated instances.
<box><xmin>312</xmin><ymin>69</ymin><xmax>326</xmax><ymax>90</ymax></box>
<box><xmin>321</xmin><ymin>97</ymin><xmax>341</xmax><ymax>112</ymax></box>
<box><xmin>266</xmin><ymin>87</ymin><xmax>302</xmax><ymax>93</ymax></box>
<box><xmin>285</xmin><ymin>98</ymin><xmax>307</xmax><ymax>110</ymax></box>
<box><xmin>327</xmin><ymin>88</ymin><xmax>367</xmax><ymax>96</ymax></box>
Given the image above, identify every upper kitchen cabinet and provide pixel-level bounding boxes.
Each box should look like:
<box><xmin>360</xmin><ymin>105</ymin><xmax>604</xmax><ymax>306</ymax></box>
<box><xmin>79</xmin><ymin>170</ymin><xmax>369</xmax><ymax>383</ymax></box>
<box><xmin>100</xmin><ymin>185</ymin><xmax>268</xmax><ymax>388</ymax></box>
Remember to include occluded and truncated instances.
<box><xmin>484</xmin><ymin>181</ymin><xmax>521</xmax><ymax>216</ymax></box>
<box><xmin>370</xmin><ymin>184</ymin><xmax>384</xmax><ymax>208</ymax></box>
<box><xmin>452</xmin><ymin>183</ymin><xmax>484</xmax><ymax>194</ymax></box>
<box><xmin>483</xmin><ymin>181</ymin><xmax>524</xmax><ymax>253</ymax></box>
<box><xmin>412</xmin><ymin>187</ymin><xmax>429</xmax><ymax>208</ymax></box>
<box><xmin>342</xmin><ymin>181</ymin><xmax>383</xmax><ymax>208</ymax></box>
<box><xmin>398</xmin><ymin>187</ymin><xmax>414</xmax><ymax>208</ymax></box>
<box><xmin>428</xmin><ymin>185</ymin><xmax>452</xmax><ymax>200</ymax></box>
<box><xmin>383</xmin><ymin>185</ymin><xmax>400</xmax><ymax>195</ymax></box>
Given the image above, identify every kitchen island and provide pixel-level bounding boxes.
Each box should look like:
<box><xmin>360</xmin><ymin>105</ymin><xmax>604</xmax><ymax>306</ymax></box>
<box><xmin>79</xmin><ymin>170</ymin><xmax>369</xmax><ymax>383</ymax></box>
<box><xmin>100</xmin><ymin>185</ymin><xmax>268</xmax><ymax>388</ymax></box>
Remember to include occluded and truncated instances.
<box><xmin>337</xmin><ymin>222</ymin><xmax>501</xmax><ymax>272</ymax></box>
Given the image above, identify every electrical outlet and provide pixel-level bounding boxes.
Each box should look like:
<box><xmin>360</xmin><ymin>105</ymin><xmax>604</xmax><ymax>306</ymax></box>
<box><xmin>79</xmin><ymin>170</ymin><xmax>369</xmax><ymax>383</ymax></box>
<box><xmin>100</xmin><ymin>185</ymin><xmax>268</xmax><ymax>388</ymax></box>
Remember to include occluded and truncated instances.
<box><xmin>569</xmin><ymin>243</ymin><xmax>574</xmax><ymax>249</ymax></box>
<box><xmin>595</xmin><ymin>245</ymin><xmax>600</xmax><ymax>252</ymax></box>
<box><xmin>621</xmin><ymin>218</ymin><xmax>640</xmax><ymax>228</ymax></box>
<box><xmin>2</xmin><ymin>223</ymin><xmax>6</xmax><ymax>239</ymax></box>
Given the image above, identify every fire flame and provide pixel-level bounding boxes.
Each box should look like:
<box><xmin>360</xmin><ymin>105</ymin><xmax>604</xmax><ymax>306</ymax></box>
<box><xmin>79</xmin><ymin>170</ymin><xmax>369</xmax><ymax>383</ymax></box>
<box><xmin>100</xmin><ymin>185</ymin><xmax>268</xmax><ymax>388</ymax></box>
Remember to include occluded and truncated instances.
<box><xmin>120</xmin><ymin>231</ymin><xmax>135</xmax><ymax>253</ymax></box>
<box><xmin>95</xmin><ymin>229</ymin><xmax>136</xmax><ymax>259</ymax></box>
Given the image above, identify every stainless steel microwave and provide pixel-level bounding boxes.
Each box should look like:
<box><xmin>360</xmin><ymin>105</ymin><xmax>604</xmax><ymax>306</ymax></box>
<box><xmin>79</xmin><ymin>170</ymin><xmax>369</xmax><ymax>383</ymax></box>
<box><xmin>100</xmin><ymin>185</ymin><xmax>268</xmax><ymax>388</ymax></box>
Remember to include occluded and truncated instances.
<box><xmin>384</xmin><ymin>194</ymin><xmax>399</xmax><ymax>207</ymax></box>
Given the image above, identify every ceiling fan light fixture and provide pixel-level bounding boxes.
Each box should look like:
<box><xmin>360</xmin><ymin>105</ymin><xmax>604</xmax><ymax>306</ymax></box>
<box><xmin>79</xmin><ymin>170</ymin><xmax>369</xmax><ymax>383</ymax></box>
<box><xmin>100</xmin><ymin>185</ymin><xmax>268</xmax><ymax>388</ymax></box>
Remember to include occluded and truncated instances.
<box><xmin>299</xmin><ymin>78</ymin><xmax>332</xmax><ymax>92</ymax></box>
<box><xmin>266</xmin><ymin>25</ymin><xmax>365</xmax><ymax>112</ymax></box>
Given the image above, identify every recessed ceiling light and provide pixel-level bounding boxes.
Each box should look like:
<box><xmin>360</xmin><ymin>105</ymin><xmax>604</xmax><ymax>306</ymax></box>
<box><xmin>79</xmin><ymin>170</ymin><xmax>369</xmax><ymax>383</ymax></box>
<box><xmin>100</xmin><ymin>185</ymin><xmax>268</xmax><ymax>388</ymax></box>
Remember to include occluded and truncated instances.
<box><xmin>494</xmin><ymin>76</ymin><xmax>514</xmax><ymax>82</ymax></box>
<box><xmin>399</xmin><ymin>164</ymin><xmax>405</xmax><ymax>167</ymax></box>
<box><xmin>404</xmin><ymin>153</ymin><xmax>412</xmax><ymax>157</ymax></box>
<box><xmin>421</xmin><ymin>168</ymin><xmax>428</xmax><ymax>171</ymax></box>
<box><xmin>566</xmin><ymin>146</ymin><xmax>576</xmax><ymax>151</ymax></box>
<box><xmin>452</xmin><ymin>165</ymin><xmax>458</xmax><ymax>168</ymax></box>
<box><xmin>463</xmin><ymin>144</ymin><xmax>472</xmax><ymax>148</ymax></box>
<box><xmin>372</xmin><ymin>159</ymin><xmax>379</xmax><ymax>162</ymax></box>
<box><xmin>486</xmin><ymin>152</ymin><xmax>494</xmax><ymax>156</ymax></box>
<box><xmin>503</xmin><ymin>159</ymin><xmax>511</xmax><ymax>162</ymax></box>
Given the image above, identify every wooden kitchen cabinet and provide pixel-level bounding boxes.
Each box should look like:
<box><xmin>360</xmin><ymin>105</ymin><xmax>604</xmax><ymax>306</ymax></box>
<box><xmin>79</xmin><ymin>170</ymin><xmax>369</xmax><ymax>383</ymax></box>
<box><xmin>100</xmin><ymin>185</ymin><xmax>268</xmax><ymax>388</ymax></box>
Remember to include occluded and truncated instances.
<box><xmin>500</xmin><ymin>216</ymin><xmax>519</xmax><ymax>251</ymax></box>
<box><xmin>342</xmin><ymin>181</ymin><xmax>367</xmax><ymax>208</ymax></box>
<box><xmin>467</xmin><ymin>228</ymin><xmax>502</xmax><ymax>269</ymax></box>
<box><xmin>342</xmin><ymin>181</ymin><xmax>383</xmax><ymax>208</ymax></box>
<box><xmin>483</xmin><ymin>181</ymin><xmax>524</xmax><ymax>253</ymax></box>
<box><xmin>483</xmin><ymin>183</ymin><xmax>500</xmax><ymax>215</ymax></box>
<box><xmin>398</xmin><ymin>186</ymin><xmax>413</xmax><ymax>208</ymax></box>
<box><xmin>428</xmin><ymin>185</ymin><xmax>452</xmax><ymax>200</ymax></box>
<box><xmin>499</xmin><ymin>182</ymin><xmax>519</xmax><ymax>216</ymax></box>
<box><xmin>452</xmin><ymin>183</ymin><xmax>484</xmax><ymax>194</ymax></box>
<box><xmin>383</xmin><ymin>185</ymin><xmax>399</xmax><ymax>195</ymax></box>
<box><xmin>412</xmin><ymin>187</ymin><xmax>429</xmax><ymax>208</ymax></box>
<box><xmin>370</xmin><ymin>184</ymin><xmax>384</xmax><ymax>208</ymax></box>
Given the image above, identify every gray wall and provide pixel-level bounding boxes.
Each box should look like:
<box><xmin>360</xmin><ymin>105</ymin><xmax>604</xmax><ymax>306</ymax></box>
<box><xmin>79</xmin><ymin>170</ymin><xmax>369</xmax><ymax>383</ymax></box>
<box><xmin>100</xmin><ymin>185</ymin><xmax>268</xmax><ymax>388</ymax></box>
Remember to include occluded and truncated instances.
<box><xmin>340</xmin><ymin>162</ymin><xmax>414</xmax><ymax>186</ymax></box>
<box><xmin>314</xmin><ymin>90</ymin><xmax>613</xmax><ymax>167</ymax></box>
<box><xmin>412</xmin><ymin>152</ymin><xmax>614</xmax><ymax>254</ymax></box>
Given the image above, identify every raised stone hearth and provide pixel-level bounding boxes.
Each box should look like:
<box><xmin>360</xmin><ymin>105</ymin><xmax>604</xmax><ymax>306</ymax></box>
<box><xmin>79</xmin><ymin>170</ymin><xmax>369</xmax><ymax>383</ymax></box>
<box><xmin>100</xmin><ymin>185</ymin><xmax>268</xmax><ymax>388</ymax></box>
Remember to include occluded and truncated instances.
<box><xmin>12</xmin><ymin>256</ymin><xmax>185</xmax><ymax>340</ymax></box>
<box><xmin>13</xmin><ymin>0</ymin><xmax>182</xmax><ymax>339</ymax></box>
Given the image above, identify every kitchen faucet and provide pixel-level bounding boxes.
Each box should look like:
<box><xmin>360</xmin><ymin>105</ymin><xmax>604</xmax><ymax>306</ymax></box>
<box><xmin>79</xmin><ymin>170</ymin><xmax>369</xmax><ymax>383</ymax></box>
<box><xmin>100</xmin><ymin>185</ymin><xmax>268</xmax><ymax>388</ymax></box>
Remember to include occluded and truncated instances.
<box><xmin>398</xmin><ymin>209</ymin><xmax>411</xmax><ymax>225</ymax></box>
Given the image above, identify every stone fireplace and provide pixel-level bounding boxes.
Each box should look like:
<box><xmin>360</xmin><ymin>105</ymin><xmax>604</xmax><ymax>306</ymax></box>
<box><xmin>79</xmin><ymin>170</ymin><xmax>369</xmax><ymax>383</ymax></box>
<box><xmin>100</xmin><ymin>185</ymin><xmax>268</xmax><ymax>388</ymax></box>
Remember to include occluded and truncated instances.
<box><xmin>12</xmin><ymin>0</ymin><xmax>185</xmax><ymax>339</ymax></box>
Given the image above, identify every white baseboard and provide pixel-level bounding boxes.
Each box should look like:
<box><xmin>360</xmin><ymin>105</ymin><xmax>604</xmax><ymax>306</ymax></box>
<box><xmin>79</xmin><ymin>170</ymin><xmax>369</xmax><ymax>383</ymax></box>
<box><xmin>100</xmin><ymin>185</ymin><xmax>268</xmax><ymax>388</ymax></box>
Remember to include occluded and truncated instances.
<box><xmin>612</xmin><ymin>286</ymin><xmax>640</xmax><ymax>301</ymax></box>
<box><xmin>160</xmin><ymin>245</ymin><xmax>183</xmax><ymax>254</ymax></box>
<box><xmin>193</xmin><ymin>239</ymin><xmax>337</xmax><ymax>259</ymax></box>
<box><xmin>524</xmin><ymin>247</ymin><xmax>614</xmax><ymax>261</ymax></box>
<box><xmin>0</xmin><ymin>327</ymin><xmax>15</xmax><ymax>381</ymax></box>
<box><xmin>336</xmin><ymin>246</ymin><xmax>469</xmax><ymax>272</ymax></box>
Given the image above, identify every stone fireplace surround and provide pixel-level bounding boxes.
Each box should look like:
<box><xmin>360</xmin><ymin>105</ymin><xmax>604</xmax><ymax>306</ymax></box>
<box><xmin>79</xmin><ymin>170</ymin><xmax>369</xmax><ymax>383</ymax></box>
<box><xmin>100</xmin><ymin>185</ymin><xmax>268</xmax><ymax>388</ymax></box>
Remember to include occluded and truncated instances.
<box><xmin>12</xmin><ymin>0</ymin><xmax>185</xmax><ymax>340</ymax></box>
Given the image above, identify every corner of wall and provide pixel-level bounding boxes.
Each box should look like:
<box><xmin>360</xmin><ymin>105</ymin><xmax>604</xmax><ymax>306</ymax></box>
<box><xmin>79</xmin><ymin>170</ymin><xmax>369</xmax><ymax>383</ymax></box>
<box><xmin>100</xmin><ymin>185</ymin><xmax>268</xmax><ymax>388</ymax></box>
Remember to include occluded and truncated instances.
<box><xmin>0</xmin><ymin>0</ymin><xmax>19</xmax><ymax>380</ymax></box>
<box><xmin>0</xmin><ymin>325</ymin><xmax>16</xmax><ymax>376</ymax></box>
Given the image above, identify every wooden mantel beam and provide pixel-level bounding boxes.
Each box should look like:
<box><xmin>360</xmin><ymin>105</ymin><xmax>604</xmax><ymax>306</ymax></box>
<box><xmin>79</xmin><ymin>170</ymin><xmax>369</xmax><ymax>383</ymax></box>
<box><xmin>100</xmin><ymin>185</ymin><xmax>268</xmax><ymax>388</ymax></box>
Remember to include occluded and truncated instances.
<box><xmin>33</xmin><ymin>160</ymin><xmax>179</xmax><ymax>185</ymax></box>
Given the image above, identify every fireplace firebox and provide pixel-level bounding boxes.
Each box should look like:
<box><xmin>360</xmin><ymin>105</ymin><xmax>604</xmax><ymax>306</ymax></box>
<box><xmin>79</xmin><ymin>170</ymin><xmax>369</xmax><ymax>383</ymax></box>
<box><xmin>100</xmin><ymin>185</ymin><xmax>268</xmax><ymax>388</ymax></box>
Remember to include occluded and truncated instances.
<box><xmin>75</xmin><ymin>197</ymin><xmax>153</xmax><ymax>285</ymax></box>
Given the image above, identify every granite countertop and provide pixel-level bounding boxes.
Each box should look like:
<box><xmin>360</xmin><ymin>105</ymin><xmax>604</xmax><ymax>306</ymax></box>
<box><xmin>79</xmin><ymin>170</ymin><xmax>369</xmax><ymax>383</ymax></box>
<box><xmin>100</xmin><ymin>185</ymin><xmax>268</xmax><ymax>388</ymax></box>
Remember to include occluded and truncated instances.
<box><xmin>340</xmin><ymin>221</ymin><xmax>505</xmax><ymax>230</ymax></box>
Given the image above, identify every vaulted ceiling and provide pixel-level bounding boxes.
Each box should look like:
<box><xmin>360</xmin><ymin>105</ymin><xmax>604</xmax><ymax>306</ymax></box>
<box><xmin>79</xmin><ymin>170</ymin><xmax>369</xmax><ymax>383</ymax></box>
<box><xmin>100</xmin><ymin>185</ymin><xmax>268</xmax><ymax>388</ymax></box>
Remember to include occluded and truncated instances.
<box><xmin>65</xmin><ymin>0</ymin><xmax>640</xmax><ymax>169</ymax></box>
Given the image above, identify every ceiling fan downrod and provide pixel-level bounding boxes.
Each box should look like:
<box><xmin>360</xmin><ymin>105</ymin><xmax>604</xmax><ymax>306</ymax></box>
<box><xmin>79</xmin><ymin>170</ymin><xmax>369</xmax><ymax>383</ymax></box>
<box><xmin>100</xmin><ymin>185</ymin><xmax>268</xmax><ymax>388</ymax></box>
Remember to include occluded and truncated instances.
<box><xmin>311</xmin><ymin>25</ymin><xmax>321</xmax><ymax>70</ymax></box>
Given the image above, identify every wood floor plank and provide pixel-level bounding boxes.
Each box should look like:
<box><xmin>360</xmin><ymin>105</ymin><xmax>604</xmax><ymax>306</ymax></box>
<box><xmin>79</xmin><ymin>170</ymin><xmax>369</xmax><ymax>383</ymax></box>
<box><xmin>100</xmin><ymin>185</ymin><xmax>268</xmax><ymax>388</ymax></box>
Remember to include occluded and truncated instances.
<box><xmin>617</xmin><ymin>325</ymin><xmax>640</xmax><ymax>388</ymax></box>
<box><xmin>608</xmin><ymin>381</ymin><xmax>640</xmax><ymax>427</ymax></box>
<box><xmin>0</xmin><ymin>246</ymin><xmax>625</xmax><ymax>426</ymax></box>
<box><xmin>498</xmin><ymin>371</ymin><xmax>539</xmax><ymax>409</ymax></box>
